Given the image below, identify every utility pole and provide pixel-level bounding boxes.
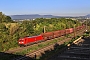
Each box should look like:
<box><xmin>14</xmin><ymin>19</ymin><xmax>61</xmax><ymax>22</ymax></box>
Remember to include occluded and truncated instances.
<box><xmin>74</xmin><ymin>24</ymin><xmax>76</xmax><ymax>39</ymax></box>
<box><xmin>86</xmin><ymin>20</ymin><xmax>87</xmax><ymax>32</ymax></box>
<box><xmin>43</xmin><ymin>26</ymin><xmax>46</xmax><ymax>33</ymax></box>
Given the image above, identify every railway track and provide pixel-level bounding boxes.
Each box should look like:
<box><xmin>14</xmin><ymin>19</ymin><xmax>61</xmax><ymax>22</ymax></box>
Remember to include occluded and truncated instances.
<box><xmin>12</xmin><ymin>30</ymin><xmax>85</xmax><ymax>60</ymax></box>
<box><xmin>13</xmin><ymin>38</ymin><xmax>71</xmax><ymax>60</ymax></box>
<box><xmin>5</xmin><ymin>36</ymin><xmax>65</xmax><ymax>54</ymax></box>
<box><xmin>48</xmin><ymin>37</ymin><xmax>90</xmax><ymax>60</ymax></box>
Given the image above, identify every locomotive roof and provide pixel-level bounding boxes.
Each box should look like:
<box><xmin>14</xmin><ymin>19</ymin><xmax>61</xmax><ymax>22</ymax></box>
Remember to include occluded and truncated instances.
<box><xmin>27</xmin><ymin>35</ymin><xmax>41</xmax><ymax>38</ymax></box>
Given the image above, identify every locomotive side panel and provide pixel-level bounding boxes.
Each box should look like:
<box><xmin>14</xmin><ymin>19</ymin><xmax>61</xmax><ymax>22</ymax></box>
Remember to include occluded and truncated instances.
<box><xmin>25</xmin><ymin>37</ymin><xmax>35</xmax><ymax>45</ymax></box>
<box><xmin>35</xmin><ymin>35</ymin><xmax>44</xmax><ymax>42</ymax></box>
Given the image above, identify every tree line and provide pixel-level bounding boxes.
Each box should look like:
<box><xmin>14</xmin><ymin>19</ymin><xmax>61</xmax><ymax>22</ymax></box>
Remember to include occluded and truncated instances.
<box><xmin>0</xmin><ymin>12</ymin><xmax>82</xmax><ymax>51</ymax></box>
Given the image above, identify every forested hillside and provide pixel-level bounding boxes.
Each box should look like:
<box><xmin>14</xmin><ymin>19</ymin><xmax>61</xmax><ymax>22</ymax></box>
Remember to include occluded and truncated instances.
<box><xmin>0</xmin><ymin>12</ymin><xmax>82</xmax><ymax>52</ymax></box>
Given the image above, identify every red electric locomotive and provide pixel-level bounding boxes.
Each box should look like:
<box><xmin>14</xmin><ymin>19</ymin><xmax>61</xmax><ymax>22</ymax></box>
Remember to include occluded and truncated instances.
<box><xmin>18</xmin><ymin>35</ymin><xmax>43</xmax><ymax>46</ymax></box>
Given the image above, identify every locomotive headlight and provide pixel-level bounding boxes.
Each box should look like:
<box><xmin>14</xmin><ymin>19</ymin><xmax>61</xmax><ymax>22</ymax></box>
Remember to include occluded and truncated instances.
<box><xmin>19</xmin><ymin>42</ymin><xmax>20</xmax><ymax>43</ymax></box>
<box><xmin>22</xmin><ymin>42</ymin><xmax>24</xmax><ymax>43</ymax></box>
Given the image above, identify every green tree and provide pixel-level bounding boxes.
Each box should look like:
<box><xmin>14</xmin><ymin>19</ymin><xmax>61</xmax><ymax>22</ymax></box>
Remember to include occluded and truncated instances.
<box><xmin>0</xmin><ymin>23</ymin><xmax>7</xmax><ymax>32</ymax></box>
<box><xmin>0</xmin><ymin>12</ymin><xmax>13</xmax><ymax>23</ymax></box>
<box><xmin>5</xmin><ymin>16</ymin><xmax>13</xmax><ymax>22</ymax></box>
<box><xmin>0</xmin><ymin>12</ymin><xmax>3</xmax><ymax>23</ymax></box>
<box><xmin>21</xmin><ymin>21</ymin><xmax>34</xmax><ymax>35</ymax></box>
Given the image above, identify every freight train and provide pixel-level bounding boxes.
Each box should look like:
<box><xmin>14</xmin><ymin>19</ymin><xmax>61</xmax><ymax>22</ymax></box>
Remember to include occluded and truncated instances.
<box><xmin>18</xmin><ymin>25</ymin><xmax>85</xmax><ymax>46</ymax></box>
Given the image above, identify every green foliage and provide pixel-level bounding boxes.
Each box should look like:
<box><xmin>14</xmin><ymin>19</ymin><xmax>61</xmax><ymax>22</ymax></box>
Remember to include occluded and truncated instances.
<box><xmin>5</xmin><ymin>16</ymin><xmax>13</xmax><ymax>22</ymax></box>
<box><xmin>9</xmin><ymin>23</ymin><xmax>19</xmax><ymax>35</ymax></box>
<box><xmin>83</xmin><ymin>31</ymin><xmax>90</xmax><ymax>37</ymax></box>
<box><xmin>20</xmin><ymin>20</ymin><xmax>35</xmax><ymax>36</ymax></box>
<box><xmin>0</xmin><ymin>23</ymin><xmax>6</xmax><ymax>29</ymax></box>
<box><xmin>0</xmin><ymin>12</ymin><xmax>13</xmax><ymax>23</ymax></box>
<box><xmin>0</xmin><ymin>14</ymin><xmax>82</xmax><ymax>52</ymax></box>
<box><xmin>0</xmin><ymin>23</ymin><xmax>7</xmax><ymax>33</ymax></box>
<box><xmin>0</xmin><ymin>12</ymin><xmax>3</xmax><ymax>23</ymax></box>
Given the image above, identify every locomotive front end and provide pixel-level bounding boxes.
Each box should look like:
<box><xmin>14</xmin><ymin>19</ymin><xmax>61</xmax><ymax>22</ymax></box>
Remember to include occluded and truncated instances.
<box><xmin>18</xmin><ymin>38</ymin><xmax>25</xmax><ymax>46</ymax></box>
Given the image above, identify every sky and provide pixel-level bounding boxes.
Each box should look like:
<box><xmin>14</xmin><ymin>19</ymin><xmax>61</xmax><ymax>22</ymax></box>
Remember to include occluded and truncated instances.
<box><xmin>0</xmin><ymin>0</ymin><xmax>90</xmax><ymax>16</ymax></box>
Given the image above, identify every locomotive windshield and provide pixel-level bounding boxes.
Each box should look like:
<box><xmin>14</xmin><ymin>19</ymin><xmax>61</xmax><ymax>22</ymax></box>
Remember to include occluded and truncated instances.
<box><xmin>19</xmin><ymin>38</ymin><xmax>25</xmax><ymax>41</ymax></box>
<box><xmin>19</xmin><ymin>40</ymin><xmax>24</xmax><ymax>42</ymax></box>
